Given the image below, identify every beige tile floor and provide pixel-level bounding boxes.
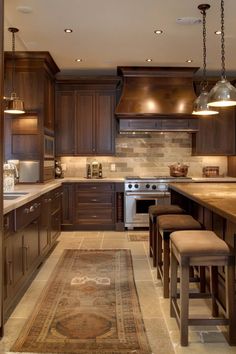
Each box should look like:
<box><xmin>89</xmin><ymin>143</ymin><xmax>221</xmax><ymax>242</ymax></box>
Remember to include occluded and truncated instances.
<box><xmin>1</xmin><ymin>230</ymin><xmax>236</xmax><ymax>354</ymax></box>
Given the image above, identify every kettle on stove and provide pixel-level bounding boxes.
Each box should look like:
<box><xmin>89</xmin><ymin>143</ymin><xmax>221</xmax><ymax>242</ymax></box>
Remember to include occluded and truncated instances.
<box><xmin>55</xmin><ymin>160</ymin><xmax>63</xmax><ymax>178</ymax></box>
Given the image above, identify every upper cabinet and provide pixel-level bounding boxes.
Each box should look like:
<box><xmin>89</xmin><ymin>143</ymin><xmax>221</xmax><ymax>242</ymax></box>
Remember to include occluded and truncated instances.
<box><xmin>192</xmin><ymin>79</ymin><xmax>236</xmax><ymax>156</ymax></box>
<box><xmin>4</xmin><ymin>52</ymin><xmax>59</xmax><ymax>182</ymax></box>
<box><xmin>4</xmin><ymin>51</ymin><xmax>59</xmax><ymax>134</ymax></box>
<box><xmin>55</xmin><ymin>78</ymin><xmax>119</xmax><ymax>156</ymax></box>
<box><xmin>192</xmin><ymin>108</ymin><xmax>236</xmax><ymax>155</ymax></box>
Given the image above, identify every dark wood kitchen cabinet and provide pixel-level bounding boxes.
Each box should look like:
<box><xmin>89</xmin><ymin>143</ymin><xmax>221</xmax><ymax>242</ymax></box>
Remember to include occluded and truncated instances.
<box><xmin>40</xmin><ymin>187</ymin><xmax>62</xmax><ymax>255</ymax></box>
<box><xmin>3</xmin><ymin>187</ymin><xmax>62</xmax><ymax>321</ymax></box>
<box><xmin>55</xmin><ymin>78</ymin><xmax>119</xmax><ymax>156</ymax></box>
<box><xmin>192</xmin><ymin>107</ymin><xmax>236</xmax><ymax>155</ymax></box>
<box><xmin>61</xmin><ymin>182</ymin><xmax>124</xmax><ymax>231</ymax></box>
<box><xmin>4</xmin><ymin>52</ymin><xmax>59</xmax><ymax>182</ymax></box>
<box><xmin>75</xmin><ymin>183</ymin><xmax>115</xmax><ymax>229</ymax></box>
<box><xmin>50</xmin><ymin>187</ymin><xmax>62</xmax><ymax>243</ymax></box>
<box><xmin>192</xmin><ymin>78</ymin><xmax>236</xmax><ymax>156</ymax></box>
<box><xmin>3</xmin><ymin>199</ymin><xmax>41</xmax><ymax>320</ymax></box>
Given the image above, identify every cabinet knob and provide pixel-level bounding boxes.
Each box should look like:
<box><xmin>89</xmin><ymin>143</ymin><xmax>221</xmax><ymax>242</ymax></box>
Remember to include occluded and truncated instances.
<box><xmin>29</xmin><ymin>206</ymin><xmax>35</xmax><ymax>213</ymax></box>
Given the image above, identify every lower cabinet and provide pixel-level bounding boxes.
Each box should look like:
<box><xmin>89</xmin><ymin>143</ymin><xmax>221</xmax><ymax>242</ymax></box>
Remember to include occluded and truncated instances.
<box><xmin>3</xmin><ymin>187</ymin><xmax>62</xmax><ymax>321</ymax></box>
<box><xmin>62</xmin><ymin>182</ymin><xmax>124</xmax><ymax>231</ymax></box>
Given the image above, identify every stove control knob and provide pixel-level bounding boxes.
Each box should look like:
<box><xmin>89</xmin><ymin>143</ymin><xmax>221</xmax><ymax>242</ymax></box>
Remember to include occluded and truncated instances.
<box><xmin>152</xmin><ymin>185</ymin><xmax>157</xmax><ymax>190</ymax></box>
<box><xmin>128</xmin><ymin>184</ymin><xmax>133</xmax><ymax>189</ymax></box>
<box><xmin>146</xmin><ymin>184</ymin><xmax>150</xmax><ymax>189</ymax></box>
<box><xmin>134</xmin><ymin>184</ymin><xmax>139</xmax><ymax>189</ymax></box>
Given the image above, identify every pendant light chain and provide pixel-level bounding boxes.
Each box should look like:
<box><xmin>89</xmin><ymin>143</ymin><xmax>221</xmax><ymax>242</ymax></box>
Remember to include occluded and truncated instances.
<box><xmin>201</xmin><ymin>7</ymin><xmax>207</xmax><ymax>90</ymax></box>
<box><xmin>220</xmin><ymin>0</ymin><xmax>226</xmax><ymax>79</ymax></box>
<box><xmin>12</xmin><ymin>29</ymin><xmax>16</xmax><ymax>93</ymax></box>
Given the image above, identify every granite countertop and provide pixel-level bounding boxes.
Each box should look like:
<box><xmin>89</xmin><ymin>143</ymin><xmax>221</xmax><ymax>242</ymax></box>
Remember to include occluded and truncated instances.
<box><xmin>4</xmin><ymin>176</ymin><xmax>236</xmax><ymax>215</ymax></box>
<box><xmin>169</xmin><ymin>182</ymin><xmax>236</xmax><ymax>224</ymax></box>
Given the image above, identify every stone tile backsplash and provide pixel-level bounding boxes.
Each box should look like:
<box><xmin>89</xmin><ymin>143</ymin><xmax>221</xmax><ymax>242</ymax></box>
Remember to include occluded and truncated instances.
<box><xmin>61</xmin><ymin>132</ymin><xmax>227</xmax><ymax>178</ymax></box>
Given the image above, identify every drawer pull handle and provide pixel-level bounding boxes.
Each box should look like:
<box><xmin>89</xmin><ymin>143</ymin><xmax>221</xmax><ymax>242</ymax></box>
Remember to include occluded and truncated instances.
<box><xmin>91</xmin><ymin>199</ymin><xmax>98</xmax><ymax>202</ymax></box>
<box><xmin>8</xmin><ymin>260</ymin><xmax>13</xmax><ymax>284</ymax></box>
<box><xmin>91</xmin><ymin>215</ymin><xmax>97</xmax><ymax>218</ymax></box>
<box><xmin>24</xmin><ymin>208</ymin><xmax>30</xmax><ymax>214</ymax></box>
<box><xmin>91</xmin><ymin>187</ymin><xmax>97</xmax><ymax>190</ymax></box>
<box><xmin>29</xmin><ymin>206</ymin><xmax>35</xmax><ymax>213</ymax></box>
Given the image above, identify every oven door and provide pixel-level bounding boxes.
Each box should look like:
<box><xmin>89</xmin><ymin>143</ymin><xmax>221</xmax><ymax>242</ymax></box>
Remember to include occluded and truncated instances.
<box><xmin>125</xmin><ymin>192</ymin><xmax>170</xmax><ymax>229</ymax></box>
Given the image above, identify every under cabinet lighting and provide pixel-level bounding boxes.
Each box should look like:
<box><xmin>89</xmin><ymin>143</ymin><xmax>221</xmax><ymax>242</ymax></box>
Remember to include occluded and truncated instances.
<box><xmin>214</xmin><ymin>30</ymin><xmax>221</xmax><ymax>35</ymax></box>
<box><xmin>75</xmin><ymin>58</ymin><xmax>82</xmax><ymax>62</ymax></box>
<box><xmin>146</xmin><ymin>58</ymin><xmax>152</xmax><ymax>62</ymax></box>
<box><xmin>186</xmin><ymin>59</ymin><xmax>193</xmax><ymax>63</ymax></box>
<box><xmin>64</xmin><ymin>29</ymin><xmax>73</xmax><ymax>33</ymax></box>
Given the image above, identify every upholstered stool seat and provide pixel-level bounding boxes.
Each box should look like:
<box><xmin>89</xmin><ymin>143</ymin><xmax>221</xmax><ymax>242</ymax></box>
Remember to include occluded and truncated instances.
<box><xmin>170</xmin><ymin>230</ymin><xmax>236</xmax><ymax>346</ymax></box>
<box><xmin>157</xmin><ymin>214</ymin><xmax>202</xmax><ymax>298</ymax></box>
<box><xmin>148</xmin><ymin>205</ymin><xmax>185</xmax><ymax>267</ymax></box>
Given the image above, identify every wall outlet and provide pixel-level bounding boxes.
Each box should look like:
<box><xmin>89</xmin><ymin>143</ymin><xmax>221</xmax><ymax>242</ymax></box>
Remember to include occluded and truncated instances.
<box><xmin>110</xmin><ymin>163</ymin><xmax>116</xmax><ymax>172</ymax></box>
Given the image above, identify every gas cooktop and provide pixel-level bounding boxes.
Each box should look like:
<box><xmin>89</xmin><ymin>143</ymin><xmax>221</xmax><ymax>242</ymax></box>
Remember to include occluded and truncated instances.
<box><xmin>125</xmin><ymin>176</ymin><xmax>192</xmax><ymax>180</ymax></box>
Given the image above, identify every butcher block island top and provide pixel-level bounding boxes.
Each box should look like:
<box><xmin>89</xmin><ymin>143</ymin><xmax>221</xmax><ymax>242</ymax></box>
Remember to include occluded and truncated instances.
<box><xmin>169</xmin><ymin>182</ymin><xmax>236</xmax><ymax>224</ymax></box>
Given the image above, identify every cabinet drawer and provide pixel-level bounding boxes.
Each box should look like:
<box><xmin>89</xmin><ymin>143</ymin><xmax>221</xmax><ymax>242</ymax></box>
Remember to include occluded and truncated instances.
<box><xmin>76</xmin><ymin>208</ymin><xmax>114</xmax><ymax>224</ymax></box>
<box><xmin>76</xmin><ymin>193</ymin><xmax>113</xmax><ymax>204</ymax></box>
<box><xmin>15</xmin><ymin>198</ymin><xmax>41</xmax><ymax>231</ymax></box>
<box><xmin>76</xmin><ymin>183</ymin><xmax>114</xmax><ymax>192</ymax></box>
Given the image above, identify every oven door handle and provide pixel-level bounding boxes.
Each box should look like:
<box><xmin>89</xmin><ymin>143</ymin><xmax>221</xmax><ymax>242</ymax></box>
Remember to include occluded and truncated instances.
<box><xmin>125</xmin><ymin>192</ymin><xmax>169</xmax><ymax>197</ymax></box>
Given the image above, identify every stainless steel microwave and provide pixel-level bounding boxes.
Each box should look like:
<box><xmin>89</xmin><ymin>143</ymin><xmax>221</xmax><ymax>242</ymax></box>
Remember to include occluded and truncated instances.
<box><xmin>44</xmin><ymin>135</ymin><xmax>54</xmax><ymax>158</ymax></box>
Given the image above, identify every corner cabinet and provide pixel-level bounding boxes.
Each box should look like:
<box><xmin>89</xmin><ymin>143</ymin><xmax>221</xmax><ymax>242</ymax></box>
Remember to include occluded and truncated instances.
<box><xmin>55</xmin><ymin>78</ymin><xmax>119</xmax><ymax>156</ymax></box>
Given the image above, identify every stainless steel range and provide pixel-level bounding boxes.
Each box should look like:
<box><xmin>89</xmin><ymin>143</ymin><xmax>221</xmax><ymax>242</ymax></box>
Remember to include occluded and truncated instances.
<box><xmin>125</xmin><ymin>176</ymin><xmax>192</xmax><ymax>229</ymax></box>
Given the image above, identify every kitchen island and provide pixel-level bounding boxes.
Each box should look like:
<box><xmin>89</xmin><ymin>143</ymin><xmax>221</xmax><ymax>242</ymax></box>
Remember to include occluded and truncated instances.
<box><xmin>169</xmin><ymin>182</ymin><xmax>236</xmax><ymax>323</ymax></box>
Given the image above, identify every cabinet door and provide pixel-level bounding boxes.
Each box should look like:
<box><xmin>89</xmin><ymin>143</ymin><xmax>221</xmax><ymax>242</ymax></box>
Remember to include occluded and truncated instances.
<box><xmin>95</xmin><ymin>91</ymin><xmax>115</xmax><ymax>155</ymax></box>
<box><xmin>40</xmin><ymin>194</ymin><xmax>51</xmax><ymax>255</ymax></box>
<box><xmin>44</xmin><ymin>72</ymin><xmax>55</xmax><ymax>132</ymax></box>
<box><xmin>62</xmin><ymin>183</ymin><xmax>74</xmax><ymax>226</ymax></box>
<box><xmin>192</xmin><ymin>108</ymin><xmax>236</xmax><ymax>155</ymax></box>
<box><xmin>12</xmin><ymin>232</ymin><xmax>24</xmax><ymax>291</ymax></box>
<box><xmin>23</xmin><ymin>219</ymin><xmax>40</xmax><ymax>273</ymax></box>
<box><xmin>4</xmin><ymin>236</ymin><xmax>13</xmax><ymax>303</ymax></box>
<box><xmin>55</xmin><ymin>91</ymin><xmax>76</xmax><ymax>155</ymax></box>
<box><xmin>75</xmin><ymin>91</ymin><xmax>94</xmax><ymax>155</ymax></box>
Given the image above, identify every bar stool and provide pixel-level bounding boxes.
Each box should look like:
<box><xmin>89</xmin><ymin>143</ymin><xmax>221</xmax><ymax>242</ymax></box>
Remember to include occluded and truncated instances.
<box><xmin>170</xmin><ymin>230</ymin><xmax>236</xmax><ymax>346</ymax></box>
<box><xmin>149</xmin><ymin>205</ymin><xmax>185</xmax><ymax>267</ymax></box>
<box><xmin>157</xmin><ymin>214</ymin><xmax>202</xmax><ymax>298</ymax></box>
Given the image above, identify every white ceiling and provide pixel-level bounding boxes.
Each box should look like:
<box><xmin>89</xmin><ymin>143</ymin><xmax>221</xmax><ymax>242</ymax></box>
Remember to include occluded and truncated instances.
<box><xmin>4</xmin><ymin>0</ymin><xmax>236</xmax><ymax>76</ymax></box>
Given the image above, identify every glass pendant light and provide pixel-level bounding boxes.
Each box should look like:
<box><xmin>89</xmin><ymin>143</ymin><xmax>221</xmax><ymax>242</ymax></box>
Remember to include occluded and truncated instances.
<box><xmin>208</xmin><ymin>0</ymin><xmax>236</xmax><ymax>107</ymax></box>
<box><xmin>4</xmin><ymin>27</ymin><xmax>25</xmax><ymax>114</ymax></box>
<box><xmin>192</xmin><ymin>4</ymin><xmax>218</xmax><ymax>115</ymax></box>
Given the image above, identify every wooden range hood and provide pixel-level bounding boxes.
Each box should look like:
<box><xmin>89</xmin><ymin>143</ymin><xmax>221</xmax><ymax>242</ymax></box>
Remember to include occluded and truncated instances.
<box><xmin>115</xmin><ymin>66</ymin><xmax>199</xmax><ymax>132</ymax></box>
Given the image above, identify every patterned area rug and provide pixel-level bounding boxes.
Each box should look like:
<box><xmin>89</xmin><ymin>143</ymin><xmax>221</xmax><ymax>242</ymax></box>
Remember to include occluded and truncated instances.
<box><xmin>11</xmin><ymin>249</ymin><xmax>152</xmax><ymax>354</ymax></box>
<box><xmin>128</xmin><ymin>232</ymin><xmax>149</xmax><ymax>241</ymax></box>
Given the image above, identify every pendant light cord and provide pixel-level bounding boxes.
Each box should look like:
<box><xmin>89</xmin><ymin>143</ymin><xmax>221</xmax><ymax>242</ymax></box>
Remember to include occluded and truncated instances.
<box><xmin>221</xmin><ymin>0</ymin><xmax>226</xmax><ymax>79</ymax></box>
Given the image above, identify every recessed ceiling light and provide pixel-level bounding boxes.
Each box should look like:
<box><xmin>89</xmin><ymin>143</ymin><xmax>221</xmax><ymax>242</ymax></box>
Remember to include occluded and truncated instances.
<box><xmin>186</xmin><ymin>59</ymin><xmax>193</xmax><ymax>63</ymax></box>
<box><xmin>146</xmin><ymin>58</ymin><xmax>152</xmax><ymax>62</ymax></box>
<box><xmin>154</xmin><ymin>29</ymin><xmax>163</xmax><ymax>34</ymax></box>
<box><xmin>75</xmin><ymin>58</ymin><xmax>82</xmax><ymax>62</ymax></box>
<box><xmin>64</xmin><ymin>29</ymin><xmax>73</xmax><ymax>33</ymax></box>
<box><xmin>214</xmin><ymin>30</ymin><xmax>221</xmax><ymax>35</ymax></box>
